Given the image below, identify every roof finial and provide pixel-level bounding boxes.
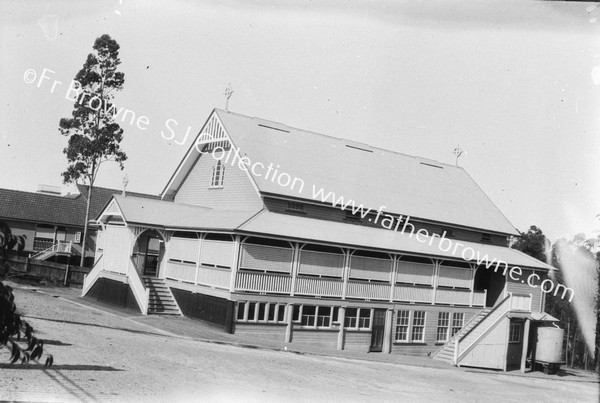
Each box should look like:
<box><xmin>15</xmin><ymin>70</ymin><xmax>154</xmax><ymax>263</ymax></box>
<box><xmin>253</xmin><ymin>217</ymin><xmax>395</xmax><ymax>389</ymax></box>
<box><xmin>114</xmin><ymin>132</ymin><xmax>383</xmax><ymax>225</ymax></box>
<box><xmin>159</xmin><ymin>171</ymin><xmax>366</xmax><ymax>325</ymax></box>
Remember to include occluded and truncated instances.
<box><xmin>453</xmin><ymin>145</ymin><xmax>464</xmax><ymax>167</ymax></box>
<box><xmin>223</xmin><ymin>84</ymin><xmax>233</xmax><ymax>112</ymax></box>
<box><xmin>122</xmin><ymin>174</ymin><xmax>129</xmax><ymax>197</ymax></box>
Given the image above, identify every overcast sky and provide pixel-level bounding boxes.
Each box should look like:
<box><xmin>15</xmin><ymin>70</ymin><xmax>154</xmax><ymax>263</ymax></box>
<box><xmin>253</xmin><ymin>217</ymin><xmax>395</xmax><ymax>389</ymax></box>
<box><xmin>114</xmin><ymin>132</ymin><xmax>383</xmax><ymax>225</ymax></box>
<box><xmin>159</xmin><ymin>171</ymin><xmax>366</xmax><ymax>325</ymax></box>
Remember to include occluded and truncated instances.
<box><xmin>1</xmin><ymin>0</ymin><xmax>599</xmax><ymax>242</ymax></box>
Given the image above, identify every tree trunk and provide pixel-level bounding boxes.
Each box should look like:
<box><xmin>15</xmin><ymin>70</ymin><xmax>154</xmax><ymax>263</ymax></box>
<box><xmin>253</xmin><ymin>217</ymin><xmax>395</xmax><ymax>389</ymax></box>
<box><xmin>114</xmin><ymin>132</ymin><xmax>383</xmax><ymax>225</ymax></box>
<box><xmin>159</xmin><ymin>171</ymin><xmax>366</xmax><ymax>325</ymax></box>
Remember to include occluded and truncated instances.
<box><xmin>571</xmin><ymin>330</ymin><xmax>577</xmax><ymax>368</ymax></box>
<box><xmin>565</xmin><ymin>320</ymin><xmax>570</xmax><ymax>366</ymax></box>
<box><xmin>78</xmin><ymin>180</ymin><xmax>93</xmax><ymax>267</ymax></box>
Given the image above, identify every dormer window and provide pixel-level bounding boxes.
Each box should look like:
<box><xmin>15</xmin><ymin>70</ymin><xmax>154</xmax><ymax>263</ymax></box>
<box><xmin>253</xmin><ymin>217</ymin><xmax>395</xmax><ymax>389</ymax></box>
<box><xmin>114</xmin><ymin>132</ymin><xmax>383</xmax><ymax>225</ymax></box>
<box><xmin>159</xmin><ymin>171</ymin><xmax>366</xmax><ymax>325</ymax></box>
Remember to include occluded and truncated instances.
<box><xmin>210</xmin><ymin>160</ymin><xmax>225</xmax><ymax>188</ymax></box>
<box><xmin>286</xmin><ymin>201</ymin><xmax>305</xmax><ymax>213</ymax></box>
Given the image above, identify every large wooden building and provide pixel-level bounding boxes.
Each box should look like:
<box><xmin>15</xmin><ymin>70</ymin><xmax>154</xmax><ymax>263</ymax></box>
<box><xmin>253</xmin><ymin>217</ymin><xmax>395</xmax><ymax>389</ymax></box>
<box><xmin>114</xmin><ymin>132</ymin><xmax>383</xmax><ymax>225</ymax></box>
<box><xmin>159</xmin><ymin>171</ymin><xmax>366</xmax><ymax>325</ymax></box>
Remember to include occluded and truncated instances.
<box><xmin>84</xmin><ymin>109</ymin><xmax>558</xmax><ymax>370</ymax></box>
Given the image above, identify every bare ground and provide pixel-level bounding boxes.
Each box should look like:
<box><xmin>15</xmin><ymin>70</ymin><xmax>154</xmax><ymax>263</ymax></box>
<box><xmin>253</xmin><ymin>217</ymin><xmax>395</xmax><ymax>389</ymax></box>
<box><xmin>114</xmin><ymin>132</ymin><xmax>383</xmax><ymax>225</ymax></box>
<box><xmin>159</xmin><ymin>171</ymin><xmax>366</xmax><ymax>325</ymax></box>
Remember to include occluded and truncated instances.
<box><xmin>1</xmin><ymin>284</ymin><xmax>598</xmax><ymax>403</ymax></box>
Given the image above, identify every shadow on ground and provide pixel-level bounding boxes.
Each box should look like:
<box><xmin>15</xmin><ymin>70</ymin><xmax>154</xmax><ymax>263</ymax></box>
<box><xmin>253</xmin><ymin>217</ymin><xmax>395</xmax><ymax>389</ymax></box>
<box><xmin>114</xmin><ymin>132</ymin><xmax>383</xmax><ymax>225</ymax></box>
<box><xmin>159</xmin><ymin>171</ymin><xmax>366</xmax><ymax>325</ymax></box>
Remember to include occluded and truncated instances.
<box><xmin>24</xmin><ymin>316</ymin><xmax>167</xmax><ymax>338</ymax></box>
<box><xmin>0</xmin><ymin>364</ymin><xmax>123</xmax><ymax>371</ymax></box>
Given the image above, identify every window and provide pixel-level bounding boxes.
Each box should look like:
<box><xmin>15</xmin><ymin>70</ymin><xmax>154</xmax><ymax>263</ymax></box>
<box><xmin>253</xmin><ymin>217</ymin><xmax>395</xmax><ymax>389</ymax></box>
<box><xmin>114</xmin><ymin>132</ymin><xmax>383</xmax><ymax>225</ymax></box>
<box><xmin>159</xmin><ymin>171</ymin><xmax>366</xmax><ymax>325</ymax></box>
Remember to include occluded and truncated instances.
<box><xmin>509</xmin><ymin>322</ymin><xmax>521</xmax><ymax>343</ymax></box>
<box><xmin>436</xmin><ymin>312</ymin><xmax>450</xmax><ymax>342</ymax></box>
<box><xmin>301</xmin><ymin>305</ymin><xmax>316</xmax><ymax>327</ymax></box>
<box><xmin>317</xmin><ymin>306</ymin><xmax>332</xmax><ymax>327</ymax></box>
<box><xmin>395</xmin><ymin>310</ymin><xmax>410</xmax><ymax>342</ymax></box>
<box><xmin>395</xmin><ymin>310</ymin><xmax>426</xmax><ymax>343</ymax></box>
<box><xmin>343</xmin><ymin>308</ymin><xmax>371</xmax><ymax>329</ymax></box>
<box><xmin>293</xmin><ymin>305</ymin><xmax>301</xmax><ymax>322</ymax></box>
<box><xmin>286</xmin><ymin>201</ymin><xmax>305</xmax><ymax>213</ymax></box>
<box><xmin>481</xmin><ymin>233</ymin><xmax>492</xmax><ymax>243</ymax></box>
<box><xmin>277</xmin><ymin>305</ymin><xmax>286</xmax><ymax>322</ymax></box>
<box><xmin>34</xmin><ymin>224</ymin><xmax>55</xmax><ymax>251</ymax></box>
<box><xmin>451</xmin><ymin>313</ymin><xmax>464</xmax><ymax>337</ymax></box>
<box><xmin>236</xmin><ymin>301</ymin><xmax>287</xmax><ymax>323</ymax></box>
<box><xmin>247</xmin><ymin>302</ymin><xmax>256</xmax><ymax>321</ymax></box>
<box><xmin>267</xmin><ymin>304</ymin><xmax>276</xmax><ymax>321</ymax></box>
<box><xmin>289</xmin><ymin>304</ymin><xmax>341</xmax><ymax>328</ymax></box>
<box><xmin>436</xmin><ymin>312</ymin><xmax>464</xmax><ymax>342</ymax></box>
<box><xmin>237</xmin><ymin>302</ymin><xmax>246</xmax><ymax>320</ymax></box>
<box><xmin>358</xmin><ymin>308</ymin><xmax>371</xmax><ymax>328</ymax></box>
<box><xmin>210</xmin><ymin>160</ymin><xmax>225</xmax><ymax>187</ymax></box>
<box><xmin>344</xmin><ymin>308</ymin><xmax>357</xmax><ymax>328</ymax></box>
<box><xmin>258</xmin><ymin>302</ymin><xmax>267</xmax><ymax>321</ymax></box>
<box><xmin>412</xmin><ymin>311</ymin><xmax>426</xmax><ymax>342</ymax></box>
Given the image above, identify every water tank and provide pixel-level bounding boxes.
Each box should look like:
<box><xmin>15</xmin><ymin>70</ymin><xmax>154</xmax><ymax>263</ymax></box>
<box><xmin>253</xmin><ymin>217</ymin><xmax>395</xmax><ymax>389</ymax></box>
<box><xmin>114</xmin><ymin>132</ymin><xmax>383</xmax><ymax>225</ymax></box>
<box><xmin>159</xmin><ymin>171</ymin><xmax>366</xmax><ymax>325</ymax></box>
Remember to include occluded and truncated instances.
<box><xmin>536</xmin><ymin>327</ymin><xmax>564</xmax><ymax>363</ymax></box>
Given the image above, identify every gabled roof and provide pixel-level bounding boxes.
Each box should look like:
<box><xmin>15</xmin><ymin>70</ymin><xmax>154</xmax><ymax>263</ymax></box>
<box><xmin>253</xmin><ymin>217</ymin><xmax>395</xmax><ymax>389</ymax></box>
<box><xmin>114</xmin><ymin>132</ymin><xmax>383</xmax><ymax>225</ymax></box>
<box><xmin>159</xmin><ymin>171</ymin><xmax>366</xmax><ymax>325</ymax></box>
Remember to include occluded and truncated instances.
<box><xmin>99</xmin><ymin>195</ymin><xmax>261</xmax><ymax>231</ymax></box>
<box><xmin>76</xmin><ymin>184</ymin><xmax>160</xmax><ymax>222</ymax></box>
<box><xmin>164</xmin><ymin>109</ymin><xmax>518</xmax><ymax>235</ymax></box>
<box><xmin>0</xmin><ymin>185</ymin><xmax>157</xmax><ymax>228</ymax></box>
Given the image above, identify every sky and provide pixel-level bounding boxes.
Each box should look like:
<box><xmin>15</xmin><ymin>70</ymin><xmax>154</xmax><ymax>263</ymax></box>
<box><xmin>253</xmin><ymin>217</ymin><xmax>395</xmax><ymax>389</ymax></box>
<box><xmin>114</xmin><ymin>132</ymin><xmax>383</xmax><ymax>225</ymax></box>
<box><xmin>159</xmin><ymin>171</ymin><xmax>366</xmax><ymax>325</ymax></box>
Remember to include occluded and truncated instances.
<box><xmin>1</xmin><ymin>0</ymin><xmax>599</xmax><ymax>243</ymax></box>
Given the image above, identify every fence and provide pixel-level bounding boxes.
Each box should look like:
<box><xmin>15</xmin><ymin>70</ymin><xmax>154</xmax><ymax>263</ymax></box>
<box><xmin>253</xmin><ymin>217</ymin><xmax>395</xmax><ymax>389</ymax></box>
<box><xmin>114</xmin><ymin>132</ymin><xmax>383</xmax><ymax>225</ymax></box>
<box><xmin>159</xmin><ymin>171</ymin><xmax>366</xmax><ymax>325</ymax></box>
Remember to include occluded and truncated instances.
<box><xmin>7</xmin><ymin>256</ymin><xmax>91</xmax><ymax>288</ymax></box>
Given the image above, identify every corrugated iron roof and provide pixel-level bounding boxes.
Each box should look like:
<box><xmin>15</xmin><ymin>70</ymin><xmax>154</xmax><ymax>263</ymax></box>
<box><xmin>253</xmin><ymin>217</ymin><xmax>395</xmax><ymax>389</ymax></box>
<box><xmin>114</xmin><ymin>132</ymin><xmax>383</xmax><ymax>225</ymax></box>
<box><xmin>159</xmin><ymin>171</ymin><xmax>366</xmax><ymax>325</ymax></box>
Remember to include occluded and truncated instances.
<box><xmin>0</xmin><ymin>185</ymin><xmax>157</xmax><ymax>228</ymax></box>
<box><xmin>108</xmin><ymin>195</ymin><xmax>261</xmax><ymax>231</ymax></box>
<box><xmin>215</xmin><ymin>109</ymin><xmax>518</xmax><ymax>236</ymax></box>
<box><xmin>238</xmin><ymin>210</ymin><xmax>554</xmax><ymax>271</ymax></box>
<box><xmin>101</xmin><ymin>195</ymin><xmax>551</xmax><ymax>271</ymax></box>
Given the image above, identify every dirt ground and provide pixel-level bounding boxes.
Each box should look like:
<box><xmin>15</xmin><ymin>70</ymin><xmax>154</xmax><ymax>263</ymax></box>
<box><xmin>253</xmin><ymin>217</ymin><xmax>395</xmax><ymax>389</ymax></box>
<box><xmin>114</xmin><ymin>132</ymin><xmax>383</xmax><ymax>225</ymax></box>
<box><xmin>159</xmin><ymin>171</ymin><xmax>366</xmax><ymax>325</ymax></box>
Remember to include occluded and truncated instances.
<box><xmin>1</xmin><ymin>284</ymin><xmax>598</xmax><ymax>403</ymax></box>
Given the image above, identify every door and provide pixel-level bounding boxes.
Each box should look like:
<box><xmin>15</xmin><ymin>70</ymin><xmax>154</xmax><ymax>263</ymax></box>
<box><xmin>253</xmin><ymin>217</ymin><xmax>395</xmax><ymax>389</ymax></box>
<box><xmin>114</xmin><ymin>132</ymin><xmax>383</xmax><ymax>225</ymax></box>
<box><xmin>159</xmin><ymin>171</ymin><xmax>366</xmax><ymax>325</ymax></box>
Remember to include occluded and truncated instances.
<box><xmin>143</xmin><ymin>235</ymin><xmax>161</xmax><ymax>276</ymax></box>
<box><xmin>370</xmin><ymin>309</ymin><xmax>386</xmax><ymax>352</ymax></box>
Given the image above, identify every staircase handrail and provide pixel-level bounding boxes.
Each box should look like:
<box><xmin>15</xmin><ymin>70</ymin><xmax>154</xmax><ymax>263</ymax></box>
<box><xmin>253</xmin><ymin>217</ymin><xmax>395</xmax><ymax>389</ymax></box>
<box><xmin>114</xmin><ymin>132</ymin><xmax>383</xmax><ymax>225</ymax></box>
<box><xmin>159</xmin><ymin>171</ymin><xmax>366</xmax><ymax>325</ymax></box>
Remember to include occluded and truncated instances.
<box><xmin>30</xmin><ymin>243</ymin><xmax>57</xmax><ymax>260</ymax></box>
<box><xmin>30</xmin><ymin>240</ymin><xmax>73</xmax><ymax>260</ymax></box>
<box><xmin>128</xmin><ymin>256</ymin><xmax>149</xmax><ymax>315</ymax></box>
<box><xmin>455</xmin><ymin>294</ymin><xmax>511</xmax><ymax>364</ymax></box>
<box><xmin>431</xmin><ymin>306</ymin><xmax>490</xmax><ymax>360</ymax></box>
<box><xmin>81</xmin><ymin>253</ymin><xmax>104</xmax><ymax>297</ymax></box>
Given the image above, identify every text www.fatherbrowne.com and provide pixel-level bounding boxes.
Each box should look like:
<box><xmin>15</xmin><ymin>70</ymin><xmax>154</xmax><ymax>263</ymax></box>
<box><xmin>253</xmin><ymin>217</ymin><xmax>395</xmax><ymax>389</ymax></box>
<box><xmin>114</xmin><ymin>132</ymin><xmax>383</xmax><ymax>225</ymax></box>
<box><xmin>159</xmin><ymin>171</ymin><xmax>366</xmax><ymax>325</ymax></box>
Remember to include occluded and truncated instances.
<box><xmin>194</xmin><ymin>134</ymin><xmax>574</xmax><ymax>303</ymax></box>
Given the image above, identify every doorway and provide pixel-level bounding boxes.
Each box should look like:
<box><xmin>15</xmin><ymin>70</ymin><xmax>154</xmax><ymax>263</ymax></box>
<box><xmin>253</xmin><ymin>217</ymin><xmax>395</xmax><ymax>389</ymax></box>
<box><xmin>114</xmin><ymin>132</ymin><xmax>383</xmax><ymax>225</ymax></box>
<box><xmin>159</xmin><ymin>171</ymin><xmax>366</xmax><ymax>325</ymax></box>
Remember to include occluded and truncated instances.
<box><xmin>370</xmin><ymin>309</ymin><xmax>386</xmax><ymax>352</ymax></box>
<box><xmin>133</xmin><ymin>230</ymin><xmax>164</xmax><ymax>277</ymax></box>
<box><xmin>474</xmin><ymin>266</ymin><xmax>506</xmax><ymax>307</ymax></box>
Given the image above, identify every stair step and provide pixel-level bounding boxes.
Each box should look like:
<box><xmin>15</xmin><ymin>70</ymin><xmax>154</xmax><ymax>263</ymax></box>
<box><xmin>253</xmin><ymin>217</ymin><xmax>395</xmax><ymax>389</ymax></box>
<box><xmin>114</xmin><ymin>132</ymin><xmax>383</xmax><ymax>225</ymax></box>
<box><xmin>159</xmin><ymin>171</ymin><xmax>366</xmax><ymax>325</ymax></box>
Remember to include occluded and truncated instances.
<box><xmin>141</xmin><ymin>278</ymin><xmax>181</xmax><ymax>316</ymax></box>
<box><xmin>149</xmin><ymin>297</ymin><xmax>175</xmax><ymax>302</ymax></box>
<box><xmin>148</xmin><ymin>302</ymin><xmax>177</xmax><ymax>307</ymax></box>
<box><xmin>149</xmin><ymin>305</ymin><xmax>178</xmax><ymax>309</ymax></box>
<box><xmin>147</xmin><ymin>286</ymin><xmax>170</xmax><ymax>291</ymax></box>
<box><xmin>148</xmin><ymin>299</ymin><xmax>177</xmax><ymax>305</ymax></box>
<box><xmin>149</xmin><ymin>290</ymin><xmax>172</xmax><ymax>295</ymax></box>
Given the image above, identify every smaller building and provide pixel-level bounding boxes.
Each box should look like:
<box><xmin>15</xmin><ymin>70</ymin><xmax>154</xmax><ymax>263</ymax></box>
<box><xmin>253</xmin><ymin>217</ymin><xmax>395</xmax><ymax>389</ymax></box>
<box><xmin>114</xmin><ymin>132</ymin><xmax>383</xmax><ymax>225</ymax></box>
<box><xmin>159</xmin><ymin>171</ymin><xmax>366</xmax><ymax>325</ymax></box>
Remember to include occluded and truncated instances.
<box><xmin>0</xmin><ymin>184</ymin><xmax>156</xmax><ymax>266</ymax></box>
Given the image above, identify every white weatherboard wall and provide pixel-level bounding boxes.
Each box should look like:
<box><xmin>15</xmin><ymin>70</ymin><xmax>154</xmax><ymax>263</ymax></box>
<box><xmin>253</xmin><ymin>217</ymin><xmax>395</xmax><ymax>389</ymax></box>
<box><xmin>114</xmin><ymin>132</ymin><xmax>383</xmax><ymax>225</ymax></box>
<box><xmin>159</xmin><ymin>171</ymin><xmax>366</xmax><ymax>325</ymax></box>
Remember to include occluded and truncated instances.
<box><xmin>459</xmin><ymin>317</ymin><xmax>508</xmax><ymax>370</ymax></box>
<box><xmin>101</xmin><ymin>225</ymin><xmax>131</xmax><ymax>274</ymax></box>
<box><xmin>174</xmin><ymin>152</ymin><xmax>263</xmax><ymax>211</ymax></box>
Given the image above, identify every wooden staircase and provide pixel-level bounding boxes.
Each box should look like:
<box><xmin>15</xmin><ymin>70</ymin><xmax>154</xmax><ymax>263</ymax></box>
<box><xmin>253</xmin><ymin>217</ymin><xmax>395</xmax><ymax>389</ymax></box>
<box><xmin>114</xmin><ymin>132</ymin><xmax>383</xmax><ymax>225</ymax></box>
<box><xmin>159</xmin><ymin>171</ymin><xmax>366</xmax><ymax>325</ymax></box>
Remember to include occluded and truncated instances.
<box><xmin>30</xmin><ymin>241</ymin><xmax>73</xmax><ymax>261</ymax></box>
<box><xmin>143</xmin><ymin>277</ymin><xmax>182</xmax><ymax>316</ymax></box>
<box><xmin>432</xmin><ymin>308</ymin><xmax>492</xmax><ymax>364</ymax></box>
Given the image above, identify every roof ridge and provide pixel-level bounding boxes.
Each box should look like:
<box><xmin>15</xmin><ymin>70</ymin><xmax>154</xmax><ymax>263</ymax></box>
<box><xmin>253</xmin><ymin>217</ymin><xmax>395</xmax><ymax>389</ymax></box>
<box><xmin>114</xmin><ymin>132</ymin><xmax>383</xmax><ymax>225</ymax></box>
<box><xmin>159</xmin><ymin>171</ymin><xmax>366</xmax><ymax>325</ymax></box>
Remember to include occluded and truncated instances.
<box><xmin>214</xmin><ymin>108</ymin><xmax>458</xmax><ymax>168</ymax></box>
<box><xmin>0</xmin><ymin>187</ymin><xmax>81</xmax><ymax>199</ymax></box>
